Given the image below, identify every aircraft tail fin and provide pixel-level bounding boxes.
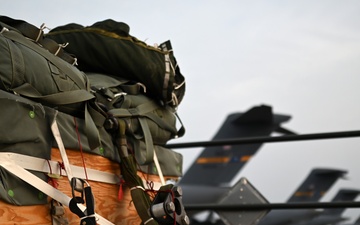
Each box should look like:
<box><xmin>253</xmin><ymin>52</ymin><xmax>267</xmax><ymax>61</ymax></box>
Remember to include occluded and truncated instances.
<box><xmin>287</xmin><ymin>168</ymin><xmax>347</xmax><ymax>203</ymax></box>
<box><xmin>323</xmin><ymin>189</ymin><xmax>360</xmax><ymax>215</ymax></box>
<box><xmin>179</xmin><ymin>105</ymin><xmax>292</xmax><ymax>187</ymax></box>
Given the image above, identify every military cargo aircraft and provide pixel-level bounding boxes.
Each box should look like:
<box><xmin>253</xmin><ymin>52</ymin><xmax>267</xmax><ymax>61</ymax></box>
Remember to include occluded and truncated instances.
<box><xmin>177</xmin><ymin>105</ymin><xmax>292</xmax><ymax>224</ymax></box>
<box><xmin>174</xmin><ymin>105</ymin><xmax>351</xmax><ymax>225</ymax></box>
<box><xmin>291</xmin><ymin>189</ymin><xmax>360</xmax><ymax>225</ymax></box>
<box><xmin>257</xmin><ymin>169</ymin><xmax>347</xmax><ymax>225</ymax></box>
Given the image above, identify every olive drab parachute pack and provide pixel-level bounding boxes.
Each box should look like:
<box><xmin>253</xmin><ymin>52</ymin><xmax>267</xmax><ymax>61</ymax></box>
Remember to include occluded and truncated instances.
<box><xmin>46</xmin><ymin>19</ymin><xmax>186</xmax><ymax>107</ymax></box>
<box><xmin>87</xmin><ymin>73</ymin><xmax>185</xmax><ymax>165</ymax></box>
<box><xmin>0</xmin><ymin>15</ymin><xmax>188</xmax><ymax>225</ymax></box>
<box><xmin>0</xmin><ymin>15</ymin><xmax>101</xmax><ymax>150</ymax></box>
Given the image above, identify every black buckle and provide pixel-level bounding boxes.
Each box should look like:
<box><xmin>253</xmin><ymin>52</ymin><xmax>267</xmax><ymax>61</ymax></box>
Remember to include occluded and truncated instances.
<box><xmin>69</xmin><ymin>178</ymin><xmax>96</xmax><ymax>225</ymax></box>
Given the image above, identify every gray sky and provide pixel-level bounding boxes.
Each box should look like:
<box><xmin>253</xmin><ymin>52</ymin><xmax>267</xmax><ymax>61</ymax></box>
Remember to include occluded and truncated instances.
<box><xmin>2</xmin><ymin>0</ymin><xmax>360</xmax><ymax>222</ymax></box>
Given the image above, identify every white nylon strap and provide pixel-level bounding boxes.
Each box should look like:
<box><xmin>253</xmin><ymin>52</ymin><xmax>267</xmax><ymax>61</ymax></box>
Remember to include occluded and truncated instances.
<box><xmin>51</xmin><ymin>115</ymin><xmax>73</xmax><ymax>183</ymax></box>
<box><xmin>153</xmin><ymin>150</ymin><xmax>165</xmax><ymax>186</ymax></box>
<box><xmin>52</xmin><ymin>112</ymin><xmax>163</xmax><ymax>189</ymax></box>
<box><xmin>1</xmin><ymin>152</ymin><xmax>120</xmax><ymax>184</ymax></box>
<box><xmin>2</xmin><ymin>151</ymin><xmax>161</xmax><ymax>189</ymax></box>
<box><xmin>0</xmin><ymin>154</ymin><xmax>115</xmax><ymax>225</ymax></box>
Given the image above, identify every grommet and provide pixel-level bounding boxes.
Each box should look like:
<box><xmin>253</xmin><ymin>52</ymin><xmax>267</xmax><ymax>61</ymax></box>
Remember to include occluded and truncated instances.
<box><xmin>29</xmin><ymin>111</ymin><xmax>35</xmax><ymax>118</ymax></box>
<box><xmin>8</xmin><ymin>189</ymin><xmax>14</xmax><ymax>197</ymax></box>
<box><xmin>99</xmin><ymin>147</ymin><xmax>105</xmax><ymax>155</ymax></box>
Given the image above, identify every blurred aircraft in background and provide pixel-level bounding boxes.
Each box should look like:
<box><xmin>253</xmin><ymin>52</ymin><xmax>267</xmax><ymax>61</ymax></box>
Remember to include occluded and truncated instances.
<box><xmin>175</xmin><ymin>105</ymin><xmax>357</xmax><ymax>225</ymax></box>
<box><xmin>257</xmin><ymin>168</ymin><xmax>347</xmax><ymax>225</ymax></box>
<box><xmin>291</xmin><ymin>189</ymin><xmax>360</xmax><ymax>225</ymax></box>
<box><xmin>178</xmin><ymin>105</ymin><xmax>293</xmax><ymax>224</ymax></box>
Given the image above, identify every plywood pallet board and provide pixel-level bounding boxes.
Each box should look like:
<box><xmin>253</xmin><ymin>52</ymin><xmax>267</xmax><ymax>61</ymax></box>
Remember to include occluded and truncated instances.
<box><xmin>0</xmin><ymin>148</ymin><xmax>169</xmax><ymax>225</ymax></box>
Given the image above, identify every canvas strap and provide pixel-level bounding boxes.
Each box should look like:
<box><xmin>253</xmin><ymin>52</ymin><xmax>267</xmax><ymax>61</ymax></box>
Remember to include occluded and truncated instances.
<box><xmin>116</xmin><ymin>119</ymin><xmax>159</xmax><ymax>225</ymax></box>
<box><xmin>108</xmin><ymin>100</ymin><xmax>184</xmax><ymax>165</ymax></box>
<box><xmin>12</xmin><ymin>83</ymin><xmax>95</xmax><ymax>105</ymax></box>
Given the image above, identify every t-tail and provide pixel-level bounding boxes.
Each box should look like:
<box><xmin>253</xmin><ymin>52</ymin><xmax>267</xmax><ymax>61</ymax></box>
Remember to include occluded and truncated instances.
<box><xmin>289</xmin><ymin>189</ymin><xmax>359</xmax><ymax>225</ymax></box>
<box><xmin>257</xmin><ymin>168</ymin><xmax>347</xmax><ymax>225</ymax></box>
<box><xmin>287</xmin><ymin>168</ymin><xmax>348</xmax><ymax>203</ymax></box>
<box><xmin>179</xmin><ymin>104</ymin><xmax>294</xmax><ymax>187</ymax></box>
<box><xmin>324</xmin><ymin>189</ymin><xmax>360</xmax><ymax>215</ymax></box>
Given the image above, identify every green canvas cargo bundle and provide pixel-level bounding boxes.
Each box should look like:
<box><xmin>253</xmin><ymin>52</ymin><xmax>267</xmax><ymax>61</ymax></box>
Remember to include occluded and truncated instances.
<box><xmin>0</xmin><ymin>16</ymin><xmax>185</xmax><ymax>213</ymax></box>
<box><xmin>0</xmin><ymin>91</ymin><xmax>51</xmax><ymax>206</ymax></box>
<box><xmin>0</xmin><ymin>89</ymin><xmax>183</xmax><ymax>206</ymax></box>
<box><xmin>0</xmin><ymin>89</ymin><xmax>183</xmax><ymax>177</ymax></box>
<box><xmin>46</xmin><ymin>19</ymin><xmax>186</xmax><ymax>107</ymax></box>
<box><xmin>86</xmin><ymin>72</ymin><xmax>186</xmax><ymax>225</ymax></box>
<box><xmin>0</xmin><ymin>15</ymin><xmax>101</xmax><ymax>150</ymax></box>
<box><xmin>88</xmin><ymin>72</ymin><xmax>185</xmax><ymax>165</ymax></box>
<box><xmin>0</xmin><ymin>16</ymin><xmax>92</xmax><ymax>116</ymax></box>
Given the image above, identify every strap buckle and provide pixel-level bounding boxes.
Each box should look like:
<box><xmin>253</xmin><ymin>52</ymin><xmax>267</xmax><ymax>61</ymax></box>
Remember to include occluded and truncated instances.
<box><xmin>69</xmin><ymin>178</ymin><xmax>97</xmax><ymax>225</ymax></box>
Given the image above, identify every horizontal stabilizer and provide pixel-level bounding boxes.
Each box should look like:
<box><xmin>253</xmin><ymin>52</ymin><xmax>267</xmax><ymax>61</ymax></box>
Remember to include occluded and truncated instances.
<box><xmin>275</xmin><ymin>126</ymin><xmax>297</xmax><ymax>135</ymax></box>
<box><xmin>217</xmin><ymin>178</ymin><xmax>269</xmax><ymax>225</ymax></box>
<box><xmin>233</xmin><ymin>105</ymin><xmax>291</xmax><ymax>125</ymax></box>
<box><xmin>323</xmin><ymin>189</ymin><xmax>360</xmax><ymax>215</ymax></box>
<box><xmin>332</xmin><ymin>189</ymin><xmax>360</xmax><ymax>202</ymax></box>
